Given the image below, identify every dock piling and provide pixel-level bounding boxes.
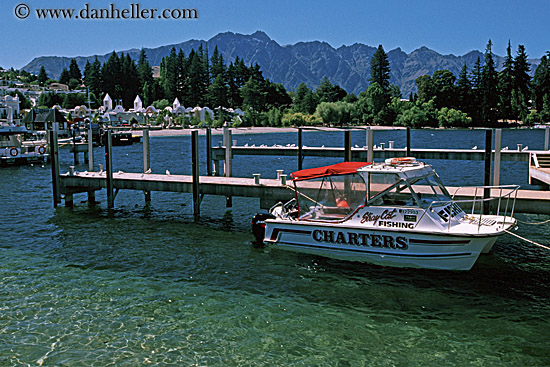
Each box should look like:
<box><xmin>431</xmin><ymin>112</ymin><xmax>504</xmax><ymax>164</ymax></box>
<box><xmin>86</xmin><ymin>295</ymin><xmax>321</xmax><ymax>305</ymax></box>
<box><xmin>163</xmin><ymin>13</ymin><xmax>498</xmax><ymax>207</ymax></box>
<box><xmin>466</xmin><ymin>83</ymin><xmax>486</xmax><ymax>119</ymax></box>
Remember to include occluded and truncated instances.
<box><xmin>143</xmin><ymin>128</ymin><xmax>151</xmax><ymax>202</ymax></box>
<box><xmin>366</xmin><ymin>128</ymin><xmax>374</xmax><ymax>162</ymax></box>
<box><xmin>344</xmin><ymin>130</ymin><xmax>351</xmax><ymax>162</ymax></box>
<box><xmin>483</xmin><ymin>129</ymin><xmax>492</xmax><ymax>214</ymax></box>
<box><xmin>494</xmin><ymin>129</ymin><xmax>502</xmax><ymax>186</ymax></box>
<box><xmin>206</xmin><ymin>127</ymin><xmax>213</xmax><ymax>176</ymax></box>
<box><xmin>105</xmin><ymin>130</ymin><xmax>114</xmax><ymax>208</ymax></box>
<box><xmin>72</xmin><ymin>129</ymin><xmax>79</xmax><ymax>165</ymax></box>
<box><xmin>192</xmin><ymin>130</ymin><xmax>200</xmax><ymax>219</ymax></box>
<box><xmin>298</xmin><ymin>127</ymin><xmax>303</xmax><ymax>170</ymax></box>
<box><xmin>406</xmin><ymin>127</ymin><xmax>411</xmax><ymax>157</ymax></box>
<box><xmin>49</xmin><ymin>130</ymin><xmax>61</xmax><ymax>207</ymax></box>
<box><xmin>545</xmin><ymin>127</ymin><xmax>549</xmax><ymax>151</ymax></box>
<box><xmin>88</xmin><ymin>124</ymin><xmax>94</xmax><ymax>171</ymax></box>
<box><xmin>223</xmin><ymin>127</ymin><xmax>233</xmax><ymax>207</ymax></box>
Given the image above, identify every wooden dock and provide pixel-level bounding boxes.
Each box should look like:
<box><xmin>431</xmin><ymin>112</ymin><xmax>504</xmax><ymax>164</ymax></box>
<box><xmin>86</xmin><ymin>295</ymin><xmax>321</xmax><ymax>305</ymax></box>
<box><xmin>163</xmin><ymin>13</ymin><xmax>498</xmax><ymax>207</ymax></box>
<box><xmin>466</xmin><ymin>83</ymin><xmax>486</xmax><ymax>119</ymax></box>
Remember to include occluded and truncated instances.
<box><xmin>50</xmin><ymin>127</ymin><xmax>550</xmax><ymax>216</ymax></box>
<box><xmin>59</xmin><ymin>170</ymin><xmax>550</xmax><ymax>214</ymax></box>
<box><xmin>529</xmin><ymin>152</ymin><xmax>550</xmax><ymax>189</ymax></box>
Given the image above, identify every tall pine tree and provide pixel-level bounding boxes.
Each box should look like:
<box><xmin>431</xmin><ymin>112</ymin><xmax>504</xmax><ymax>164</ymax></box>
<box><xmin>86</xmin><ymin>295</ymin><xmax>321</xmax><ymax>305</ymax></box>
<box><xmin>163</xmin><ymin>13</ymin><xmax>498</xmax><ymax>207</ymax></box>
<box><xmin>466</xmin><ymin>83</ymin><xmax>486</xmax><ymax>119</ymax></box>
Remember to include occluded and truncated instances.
<box><xmin>369</xmin><ymin>45</ymin><xmax>391</xmax><ymax>95</ymax></box>
<box><xmin>480</xmin><ymin>40</ymin><xmax>499</xmax><ymax>126</ymax></box>
<box><xmin>498</xmin><ymin>41</ymin><xmax>514</xmax><ymax>120</ymax></box>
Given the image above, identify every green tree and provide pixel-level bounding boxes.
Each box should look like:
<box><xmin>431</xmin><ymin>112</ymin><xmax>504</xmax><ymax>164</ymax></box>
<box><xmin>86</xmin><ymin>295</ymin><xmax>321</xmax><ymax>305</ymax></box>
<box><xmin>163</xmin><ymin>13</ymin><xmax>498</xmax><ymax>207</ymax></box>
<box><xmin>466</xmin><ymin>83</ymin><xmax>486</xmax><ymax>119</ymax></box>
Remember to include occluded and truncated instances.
<box><xmin>37</xmin><ymin>66</ymin><xmax>48</xmax><ymax>86</ymax></box>
<box><xmin>369</xmin><ymin>45</ymin><xmax>391</xmax><ymax>94</ymax></box>
<box><xmin>315</xmin><ymin>77</ymin><xmax>346</xmax><ymax>103</ymax></box>
<box><xmin>498</xmin><ymin>41</ymin><xmax>515</xmax><ymax>120</ymax></box>
<box><xmin>62</xmin><ymin>93</ymin><xmax>86</xmax><ymax>109</ymax></box>
<box><xmin>121</xmin><ymin>53</ymin><xmax>140</xmax><ymax>109</ymax></box>
<box><xmin>365</xmin><ymin>82</ymin><xmax>387</xmax><ymax>122</ymax></box>
<box><xmin>240</xmin><ymin>76</ymin><xmax>267</xmax><ymax>111</ymax></box>
<box><xmin>513</xmin><ymin>44</ymin><xmax>531</xmax><ymax>114</ymax></box>
<box><xmin>59</xmin><ymin>68</ymin><xmax>71</xmax><ymax>85</ymax></box>
<box><xmin>68</xmin><ymin>58</ymin><xmax>82</xmax><ymax>81</ymax></box>
<box><xmin>160</xmin><ymin>47</ymin><xmax>179</xmax><ymax>103</ymax></box>
<box><xmin>470</xmin><ymin>57</ymin><xmax>483</xmax><ymax>124</ymax></box>
<box><xmin>432</xmin><ymin>70</ymin><xmax>456</xmax><ymax>108</ymax></box>
<box><xmin>437</xmin><ymin>107</ymin><xmax>472</xmax><ymax>128</ymax></box>
<box><xmin>206</xmin><ymin>73</ymin><xmax>229</xmax><ymax>108</ymax></box>
<box><xmin>101</xmin><ymin>51</ymin><xmax>123</xmax><ymax>101</ymax></box>
<box><xmin>84</xmin><ymin>58</ymin><xmax>102</xmax><ymax>98</ymax></box>
<box><xmin>293</xmin><ymin>82</ymin><xmax>317</xmax><ymax>114</ymax></box>
<box><xmin>480</xmin><ymin>40</ymin><xmax>499</xmax><ymax>126</ymax></box>
<box><xmin>533</xmin><ymin>52</ymin><xmax>550</xmax><ymax>112</ymax></box>
<box><xmin>456</xmin><ymin>63</ymin><xmax>473</xmax><ymax>119</ymax></box>
<box><xmin>266</xmin><ymin>82</ymin><xmax>292</xmax><ymax>109</ymax></box>
<box><xmin>416</xmin><ymin>75</ymin><xmax>436</xmax><ymax>103</ymax></box>
<box><xmin>137</xmin><ymin>49</ymin><xmax>154</xmax><ymax>87</ymax></box>
<box><xmin>38</xmin><ymin>92</ymin><xmax>64</xmax><ymax>108</ymax></box>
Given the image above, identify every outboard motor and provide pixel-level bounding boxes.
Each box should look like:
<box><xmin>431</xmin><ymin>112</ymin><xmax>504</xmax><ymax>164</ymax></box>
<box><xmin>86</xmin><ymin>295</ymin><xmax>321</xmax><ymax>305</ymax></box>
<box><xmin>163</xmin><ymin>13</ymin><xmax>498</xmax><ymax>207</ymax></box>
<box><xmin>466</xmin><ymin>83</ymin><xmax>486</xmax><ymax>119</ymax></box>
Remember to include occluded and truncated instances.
<box><xmin>251</xmin><ymin>213</ymin><xmax>275</xmax><ymax>246</ymax></box>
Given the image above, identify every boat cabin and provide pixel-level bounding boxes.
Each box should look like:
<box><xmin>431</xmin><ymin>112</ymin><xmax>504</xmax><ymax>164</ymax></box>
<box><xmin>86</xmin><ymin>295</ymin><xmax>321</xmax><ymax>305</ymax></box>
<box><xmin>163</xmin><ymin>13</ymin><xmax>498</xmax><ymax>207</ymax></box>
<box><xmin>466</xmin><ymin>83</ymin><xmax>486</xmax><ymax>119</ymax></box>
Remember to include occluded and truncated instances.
<box><xmin>289</xmin><ymin>159</ymin><xmax>454</xmax><ymax>222</ymax></box>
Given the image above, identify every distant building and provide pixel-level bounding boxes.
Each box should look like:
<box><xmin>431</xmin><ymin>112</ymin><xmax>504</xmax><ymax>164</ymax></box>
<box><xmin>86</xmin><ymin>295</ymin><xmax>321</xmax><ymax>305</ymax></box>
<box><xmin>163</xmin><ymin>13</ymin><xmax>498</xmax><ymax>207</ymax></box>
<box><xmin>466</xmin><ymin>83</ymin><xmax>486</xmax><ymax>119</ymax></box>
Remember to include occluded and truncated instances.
<box><xmin>103</xmin><ymin>93</ymin><xmax>113</xmax><ymax>111</ymax></box>
<box><xmin>0</xmin><ymin>95</ymin><xmax>20</xmax><ymax>121</ymax></box>
<box><xmin>21</xmin><ymin>108</ymin><xmax>68</xmax><ymax>131</ymax></box>
<box><xmin>134</xmin><ymin>95</ymin><xmax>143</xmax><ymax>112</ymax></box>
<box><xmin>48</xmin><ymin>83</ymin><xmax>69</xmax><ymax>92</ymax></box>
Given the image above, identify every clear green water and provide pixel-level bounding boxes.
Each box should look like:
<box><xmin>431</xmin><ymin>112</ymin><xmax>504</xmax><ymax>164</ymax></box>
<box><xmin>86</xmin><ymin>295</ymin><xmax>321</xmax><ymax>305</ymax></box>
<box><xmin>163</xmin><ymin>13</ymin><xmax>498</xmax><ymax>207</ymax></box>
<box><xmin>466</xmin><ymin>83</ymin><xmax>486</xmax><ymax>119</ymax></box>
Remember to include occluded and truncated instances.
<box><xmin>1</xmin><ymin>130</ymin><xmax>549</xmax><ymax>366</ymax></box>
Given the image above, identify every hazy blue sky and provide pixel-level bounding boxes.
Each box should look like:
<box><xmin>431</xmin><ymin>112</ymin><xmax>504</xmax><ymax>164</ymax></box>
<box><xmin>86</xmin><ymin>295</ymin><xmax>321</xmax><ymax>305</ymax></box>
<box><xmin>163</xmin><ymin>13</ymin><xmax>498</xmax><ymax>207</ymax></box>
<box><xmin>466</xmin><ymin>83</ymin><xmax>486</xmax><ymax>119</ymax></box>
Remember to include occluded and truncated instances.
<box><xmin>2</xmin><ymin>0</ymin><xmax>549</xmax><ymax>69</ymax></box>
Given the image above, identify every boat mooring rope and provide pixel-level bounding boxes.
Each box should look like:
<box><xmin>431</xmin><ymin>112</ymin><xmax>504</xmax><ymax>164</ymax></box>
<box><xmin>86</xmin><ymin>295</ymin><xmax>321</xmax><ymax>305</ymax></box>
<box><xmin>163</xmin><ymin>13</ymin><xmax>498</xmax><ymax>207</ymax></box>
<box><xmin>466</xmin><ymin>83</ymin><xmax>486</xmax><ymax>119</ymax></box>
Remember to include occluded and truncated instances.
<box><xmin>504</xmin><ymin>229</ymin><xmax>550</xmax><ymax>251</ymax></box>
<box><xmin>517</xmin><ymin>218</ymin><xmax>550</xmax><ymax>225</ymax></box>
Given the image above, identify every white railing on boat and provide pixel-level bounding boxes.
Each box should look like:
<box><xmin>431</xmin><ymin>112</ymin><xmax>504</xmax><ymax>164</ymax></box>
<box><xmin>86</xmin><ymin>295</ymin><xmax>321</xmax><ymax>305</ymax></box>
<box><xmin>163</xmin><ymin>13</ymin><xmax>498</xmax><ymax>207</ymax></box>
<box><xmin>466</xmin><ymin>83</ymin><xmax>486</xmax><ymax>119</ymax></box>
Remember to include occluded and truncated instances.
<box><xmin>428</xmin><ymin>185</ymin><xmax>519</xmax><ymax>232</ymax></box>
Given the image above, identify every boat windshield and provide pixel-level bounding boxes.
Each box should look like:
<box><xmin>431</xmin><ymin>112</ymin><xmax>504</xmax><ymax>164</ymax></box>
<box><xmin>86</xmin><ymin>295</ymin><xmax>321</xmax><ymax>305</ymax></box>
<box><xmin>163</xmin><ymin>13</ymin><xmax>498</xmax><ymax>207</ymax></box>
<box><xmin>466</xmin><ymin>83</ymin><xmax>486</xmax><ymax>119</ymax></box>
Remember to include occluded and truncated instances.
<box><xmin>367</xmin><ymin>172</ymin><xmax>451</xmax><ymax>208</ymax></box>
<box><xmin>294</xmin><ymin>173</ymin><xmax>366</xmax><ymax>221</ymax></box>
<box><xmin>407</xmin><ymin>173</ymin><xmax>452</xmax><ymax>207</ymax></box>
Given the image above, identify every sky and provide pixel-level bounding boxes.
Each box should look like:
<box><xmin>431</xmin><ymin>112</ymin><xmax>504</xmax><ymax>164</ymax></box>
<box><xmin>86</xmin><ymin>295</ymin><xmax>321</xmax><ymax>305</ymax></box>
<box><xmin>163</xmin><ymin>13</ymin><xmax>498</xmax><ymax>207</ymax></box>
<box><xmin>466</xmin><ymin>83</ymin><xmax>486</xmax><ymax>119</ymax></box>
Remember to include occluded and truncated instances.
<box><xmin>1</xmin><ymin>0</ymin><xmax>549</xmax><ymax>69</ymax></box>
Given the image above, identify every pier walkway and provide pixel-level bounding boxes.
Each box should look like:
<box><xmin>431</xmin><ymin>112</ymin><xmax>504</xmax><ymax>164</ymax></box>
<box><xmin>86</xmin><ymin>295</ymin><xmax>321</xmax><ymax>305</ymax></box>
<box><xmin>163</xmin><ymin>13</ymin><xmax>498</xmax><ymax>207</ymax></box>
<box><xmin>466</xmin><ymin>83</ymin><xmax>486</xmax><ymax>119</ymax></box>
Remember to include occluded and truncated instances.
<box><xmin>59</xmin><ymin>170</ymin><xmax>550</xmax><ymax>214</ymax></box>
<box><xmin>530</xmin><ymin>152</ymin><xmax>550</xmax><ymax>189</ymax></box>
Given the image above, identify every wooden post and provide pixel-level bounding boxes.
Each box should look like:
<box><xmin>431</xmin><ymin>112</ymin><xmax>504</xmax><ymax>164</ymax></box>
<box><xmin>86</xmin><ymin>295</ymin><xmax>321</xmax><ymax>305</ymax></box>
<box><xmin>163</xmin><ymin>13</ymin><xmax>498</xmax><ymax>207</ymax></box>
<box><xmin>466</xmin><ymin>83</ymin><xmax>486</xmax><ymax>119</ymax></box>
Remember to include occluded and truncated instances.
<box><xmin>223</xmin><ymin>127</ymin><xmax>232</xmax><ymax>177</ymax></box>
<box><xmin>65</xmin><ymin>193</ymin><xmax>74</xmax><ymax>208</ymax></box>
<box><xmin>406</xmin><ymin>127</ymin><xmax>411</xmax><ymax>157</ymax></box>
<box><xmin>545</xmin><ymin>127</ymin><xmax>549</xmax><ymax>151</ymax></box>
<box><xmin>344</xmin><ymin>130</ymin><xmax>351</xmax><ymax>162</ymax></box>
<box><xmin>298</xmin><ymin>127</ymin><xmax>303</xmax><ymax>170</ymax></box>
<box><xmin>143</xmin><ymin>128</ymin><xmax>151</xmax><ymax>202</ymax></box>
<box><xmin>105</xmin><ymin>129</ymin><xmax>114</xmax><ymax>208</ymax></box>
<box><xmin>192</xmin><ymin>130</ymin><xmax>200</xmax><ymax>219</ymax></box>
<box><xmin>72</xmin><ymin>128</ymin><xmax>79</xmax><ymax>165</ymax></box>
<box><xmin>483</xmin><ymin>129</ymin><xmax>492</xmax><ymax>214</ymax></box>
<box><xmin>206</xmin><ymin>127</ymin><xmax>213</xmax><ymax>176</ymax></box>
<box><xmin>87</xmin><ymin>190</ymin><xmax>96</xmax><ymax>206</ymax></box>
<box><xmin>223</xmin><ymin>127</ymin><xmax>232</xmax><ymax>207</ymax></box>
<box><xmin>493</xmin><ymin>129</ymin><xmax>502</xmax><ymax>186</ymax></box>
<box><xmin>366</xmin><ymin>127</ymin><xmax>374</xmax><ymax>163</ymax></box>
<box><xmin>88</xmin><ymin>124</ymin><xmax>94</xmax><ymax>171</ymax></box>
<box><xmin>49</xmin><ymin>130</ymin><xmax>61</xmax><ymax>207</ymax></box>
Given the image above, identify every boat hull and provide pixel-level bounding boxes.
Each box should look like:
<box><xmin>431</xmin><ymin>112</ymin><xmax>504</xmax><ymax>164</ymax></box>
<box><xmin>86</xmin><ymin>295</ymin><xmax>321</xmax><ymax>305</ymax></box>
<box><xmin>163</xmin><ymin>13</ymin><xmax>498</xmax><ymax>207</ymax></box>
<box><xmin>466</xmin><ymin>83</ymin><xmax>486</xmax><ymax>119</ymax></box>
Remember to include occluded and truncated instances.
<box><xmin>263</xmin><ymin>221</ymin><xmax>503</xmax><ymax>271</ymax></box>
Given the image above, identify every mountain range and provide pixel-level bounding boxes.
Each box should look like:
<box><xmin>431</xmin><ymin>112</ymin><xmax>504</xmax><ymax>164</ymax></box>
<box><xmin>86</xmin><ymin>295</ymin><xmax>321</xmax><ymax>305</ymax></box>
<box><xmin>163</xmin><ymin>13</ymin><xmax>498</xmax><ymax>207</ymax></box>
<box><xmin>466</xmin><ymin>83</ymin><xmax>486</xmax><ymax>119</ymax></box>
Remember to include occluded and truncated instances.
<box><xmin>22</xmin><ymin>31</ymin><xmax>540</xmax><ymax>96</ymax></box>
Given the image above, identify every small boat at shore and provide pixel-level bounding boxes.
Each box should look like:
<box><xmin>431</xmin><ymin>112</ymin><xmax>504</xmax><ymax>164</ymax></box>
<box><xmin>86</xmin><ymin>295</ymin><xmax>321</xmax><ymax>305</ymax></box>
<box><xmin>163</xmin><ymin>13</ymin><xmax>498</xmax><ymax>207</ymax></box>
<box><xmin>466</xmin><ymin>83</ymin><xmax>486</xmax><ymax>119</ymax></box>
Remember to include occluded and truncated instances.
<box><xmin>252</xmin><ymin>158</ymin><xmax>519</xmax><ymax>271</ymax></box>
<box><xmin>0</xmin><ymin>125</ymin><xmax>48</xmax><ymax>166</ymax></box>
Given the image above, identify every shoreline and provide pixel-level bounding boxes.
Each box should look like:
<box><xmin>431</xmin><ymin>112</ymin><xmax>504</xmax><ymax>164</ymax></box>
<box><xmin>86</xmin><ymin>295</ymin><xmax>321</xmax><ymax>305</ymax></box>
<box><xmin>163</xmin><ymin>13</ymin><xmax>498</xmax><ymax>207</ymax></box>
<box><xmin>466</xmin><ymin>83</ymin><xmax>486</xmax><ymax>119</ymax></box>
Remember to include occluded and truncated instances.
<box><xmin>129</xmin><ymin>125</ymin><xmax>405</xmax><ymax>137</ymax></box>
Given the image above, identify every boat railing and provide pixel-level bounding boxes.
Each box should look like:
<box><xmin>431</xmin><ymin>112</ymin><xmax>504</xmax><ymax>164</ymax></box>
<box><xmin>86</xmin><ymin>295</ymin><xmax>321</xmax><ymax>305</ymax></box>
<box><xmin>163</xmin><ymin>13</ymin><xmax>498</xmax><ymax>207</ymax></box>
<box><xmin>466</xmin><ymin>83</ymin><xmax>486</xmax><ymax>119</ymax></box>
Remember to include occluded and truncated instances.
<box><xmin>427</xmin><ymin>185</ymin><xmax>519</xmax><ymax>232</ymax></box>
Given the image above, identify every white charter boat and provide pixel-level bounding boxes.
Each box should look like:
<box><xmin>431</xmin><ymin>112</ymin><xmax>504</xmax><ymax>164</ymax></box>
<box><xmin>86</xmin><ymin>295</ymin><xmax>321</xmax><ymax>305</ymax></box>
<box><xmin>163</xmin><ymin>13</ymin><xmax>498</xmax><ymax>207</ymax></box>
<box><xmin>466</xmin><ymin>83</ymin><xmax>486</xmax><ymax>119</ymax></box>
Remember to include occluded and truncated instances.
<box><xmin>0</xmin><ymin>124</ymin><xmax>48</xmax><ymax>166</ymax></box>
<box><xmin>252</xmin><ymin>158</ymin><xmax>519</xmax><ymax>271</ymax></box>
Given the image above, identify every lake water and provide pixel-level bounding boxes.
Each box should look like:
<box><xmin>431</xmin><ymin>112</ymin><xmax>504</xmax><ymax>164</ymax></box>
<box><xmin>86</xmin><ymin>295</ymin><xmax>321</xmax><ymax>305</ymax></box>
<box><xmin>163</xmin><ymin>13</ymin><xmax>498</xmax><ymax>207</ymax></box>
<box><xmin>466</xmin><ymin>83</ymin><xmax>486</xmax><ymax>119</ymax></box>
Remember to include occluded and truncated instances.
<box><xmin>1</xmin><ymin>128</ymin><xmax>549</xmax><ymax>366</ymax></box>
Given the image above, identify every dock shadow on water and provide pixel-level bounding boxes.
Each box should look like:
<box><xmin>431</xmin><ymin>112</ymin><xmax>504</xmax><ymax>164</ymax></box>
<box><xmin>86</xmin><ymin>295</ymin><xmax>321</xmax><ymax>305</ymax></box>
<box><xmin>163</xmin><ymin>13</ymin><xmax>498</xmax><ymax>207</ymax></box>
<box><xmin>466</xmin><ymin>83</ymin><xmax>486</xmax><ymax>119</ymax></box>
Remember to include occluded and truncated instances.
<box><xmin>2</xmin><ymin>129</ymin><xmax>550</xmax><ymax>365</ymax></box>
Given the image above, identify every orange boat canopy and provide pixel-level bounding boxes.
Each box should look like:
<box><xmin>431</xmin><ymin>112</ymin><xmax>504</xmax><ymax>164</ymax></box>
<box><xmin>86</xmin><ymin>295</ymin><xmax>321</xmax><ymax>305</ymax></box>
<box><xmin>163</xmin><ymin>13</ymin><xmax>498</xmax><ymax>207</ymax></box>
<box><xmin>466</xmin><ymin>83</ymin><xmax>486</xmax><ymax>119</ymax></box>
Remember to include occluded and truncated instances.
<box><xmin>290</xmin><ymin>162</ymin><xmax>369</xmax><ymax>181</ymax></box>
